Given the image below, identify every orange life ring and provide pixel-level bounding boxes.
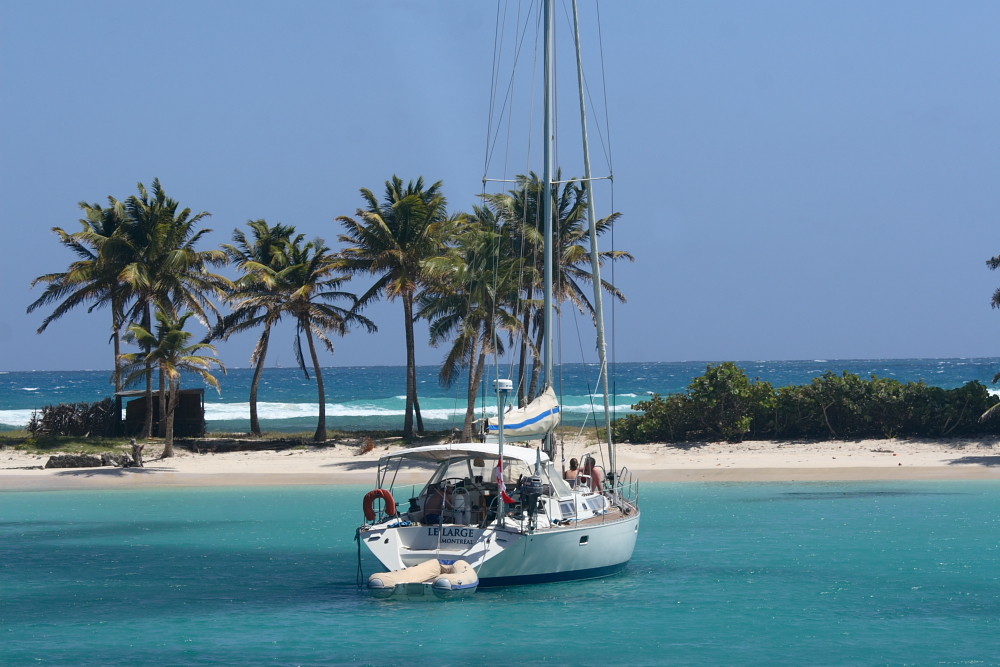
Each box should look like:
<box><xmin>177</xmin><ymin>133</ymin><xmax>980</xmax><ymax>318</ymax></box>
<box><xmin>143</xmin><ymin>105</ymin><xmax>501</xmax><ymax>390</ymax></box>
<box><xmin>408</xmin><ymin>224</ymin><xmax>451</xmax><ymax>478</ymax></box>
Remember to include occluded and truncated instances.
<box><xmin>363</xmin><ymin>488</ymin><xmax>396</xmax><ymax>521</ymax></box>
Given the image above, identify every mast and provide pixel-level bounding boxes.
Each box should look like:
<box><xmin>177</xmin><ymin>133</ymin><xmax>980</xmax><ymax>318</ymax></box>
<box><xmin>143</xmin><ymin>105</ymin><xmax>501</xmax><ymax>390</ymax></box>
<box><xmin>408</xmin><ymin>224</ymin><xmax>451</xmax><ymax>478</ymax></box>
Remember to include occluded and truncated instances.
<box><xmin>571</xmin><ymin>0</ymin><xmax>615</xmax><ymax>475</ymax></box>
<box><xmin>541</xmin><ymin>0</ymin><xmax>556</xmax><ymax>456</ymax></box>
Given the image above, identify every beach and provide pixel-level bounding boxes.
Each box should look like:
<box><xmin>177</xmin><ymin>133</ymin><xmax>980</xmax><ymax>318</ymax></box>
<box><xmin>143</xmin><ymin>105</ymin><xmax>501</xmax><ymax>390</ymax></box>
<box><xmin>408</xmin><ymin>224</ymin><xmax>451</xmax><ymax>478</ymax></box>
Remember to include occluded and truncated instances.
<box><xmin>3</xmin><ymin>437</ymin><xmax>999</xmax><ymax>490</ymax></box>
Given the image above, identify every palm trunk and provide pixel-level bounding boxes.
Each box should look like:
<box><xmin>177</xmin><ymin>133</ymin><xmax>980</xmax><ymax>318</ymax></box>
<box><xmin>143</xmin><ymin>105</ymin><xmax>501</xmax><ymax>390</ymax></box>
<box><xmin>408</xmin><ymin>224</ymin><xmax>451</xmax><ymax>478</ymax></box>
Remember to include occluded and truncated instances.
<box><xmin>157</xmin><ymin>369</ymin><xmax>167</xmax><ymax>438</ymax></box>
<box><xmin>414</xmin><ymin>394</ymin><xmax>424</xmax><ymax>434</ymax></box>
<box><xmin>142</xmin><ymin>303</ymin><xmax>154</xmax><ymax>439</ymax></box>
<box><xmin>516</xmin><ymin>309</ymin><xmax>530</xmax><ymax>407</ymax></box>
<box><xmin>112</xmin><ymin>329</ymin><xmax>122</xmax><ymax>391</ymax></box>
<box><xmin>527</xmin><ymin>321</ymin><xmax>545</xmax><ymax>401</ymax></box>
<box><xmin>463</xmin><ymin>335</ymin><xmax>484</xmax><ymax>440</ymax></box>
<box><xmin>305</xmin><ymin>323</ymin><xmax>327</xmax><ymax>442</ymax></box>
<box><xmin>111</xmin><ymin>294</ymin><xmax>123</xmax><ymax>393</ymax></box>
<box><xmin>402</xmin><ymin>295</ymin><xmax>421</xmax><ymax>438</ymax></box>
<box><xmin>162</xmin><ymin>376</ymin><xmax>177</xmax><ymax>458</ymax></box>
<box><xmin>249</xmin><ymin>327</ymin><xmax>271</xmax><ymax>436</ymax></box>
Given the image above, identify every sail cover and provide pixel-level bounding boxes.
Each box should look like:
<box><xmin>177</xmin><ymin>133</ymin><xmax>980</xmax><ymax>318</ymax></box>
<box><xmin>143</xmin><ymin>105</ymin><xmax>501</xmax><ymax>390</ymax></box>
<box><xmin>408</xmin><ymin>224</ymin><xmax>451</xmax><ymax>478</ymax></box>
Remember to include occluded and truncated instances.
<box><xmin>486</xmin><ymin>386</ymin><xmax>561</xmax><ymax>442</ymax></box>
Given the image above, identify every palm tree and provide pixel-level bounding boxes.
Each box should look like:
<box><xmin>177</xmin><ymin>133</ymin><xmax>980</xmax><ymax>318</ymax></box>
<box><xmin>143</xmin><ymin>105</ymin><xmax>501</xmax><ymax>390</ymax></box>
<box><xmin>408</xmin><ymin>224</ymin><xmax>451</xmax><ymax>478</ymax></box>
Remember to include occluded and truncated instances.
<box><xmin>28</xmin><ymin>199</ymin><xmax>131</xmax><ymax>390</ymax></box>
<box><xmin>267</xmin><ymin>235</ymin><xmax>375</xmax><ymax>441</ymax></box>
<box><xmin>119</xmin><ymin>311</ymin><xmax>225</xmax><ymax>457</ymax></box>
<box><xmin>419</xmin><ymin>206</ymin><xmax>523</xmax><ymax>438</ymax></box>
<box><xmin>29</xmin><ymin>179</ymin><xmax>231</xmax><ymax>435</ymax></box>
<box><xmin>211</xmin><ymin>220</ymin><xmax>297</xmax><ymax>435</ymax></box>
<box><xmin>484</xmin><ymin>173</ymin><xmax>632</xmax><ymax>402</ymax></box>
<box><xmin>336</xmin><ymin>176</ymin><xmax>459</xmax><ymax>439</ymax></box>
<box><xmin>107</xmin><ymin>179</ymin><xmax>231</xmax><ymax>437</ymax></box>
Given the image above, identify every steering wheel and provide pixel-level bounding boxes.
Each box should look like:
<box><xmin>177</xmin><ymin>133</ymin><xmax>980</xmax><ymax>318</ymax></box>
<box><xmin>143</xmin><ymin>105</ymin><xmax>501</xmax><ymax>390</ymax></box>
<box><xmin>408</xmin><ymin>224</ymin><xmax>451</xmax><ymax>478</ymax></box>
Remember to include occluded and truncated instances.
<box><xmin>439</xmin><ymin>477</ymin><xmax>467</xmax><ymax>489</ymax></box>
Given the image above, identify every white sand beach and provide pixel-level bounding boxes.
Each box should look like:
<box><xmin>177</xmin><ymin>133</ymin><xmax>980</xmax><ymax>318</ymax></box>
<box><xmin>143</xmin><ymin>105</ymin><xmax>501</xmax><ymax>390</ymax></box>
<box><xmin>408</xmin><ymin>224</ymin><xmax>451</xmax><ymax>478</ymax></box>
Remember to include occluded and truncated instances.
<box><xmin>2</xmin><ymin>437</ymin><xmax>1000</xmax><ymax>490</ymax></box>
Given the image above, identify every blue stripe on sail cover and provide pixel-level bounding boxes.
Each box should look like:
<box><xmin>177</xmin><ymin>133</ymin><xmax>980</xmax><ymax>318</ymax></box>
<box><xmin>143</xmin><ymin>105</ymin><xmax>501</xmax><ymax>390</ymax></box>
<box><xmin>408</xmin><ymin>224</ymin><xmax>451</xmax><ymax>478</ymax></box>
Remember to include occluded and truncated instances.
<box><xmin>487</xmin><ymin>406</ymin><xmax>561</xmax><ymax>432</ymax></box>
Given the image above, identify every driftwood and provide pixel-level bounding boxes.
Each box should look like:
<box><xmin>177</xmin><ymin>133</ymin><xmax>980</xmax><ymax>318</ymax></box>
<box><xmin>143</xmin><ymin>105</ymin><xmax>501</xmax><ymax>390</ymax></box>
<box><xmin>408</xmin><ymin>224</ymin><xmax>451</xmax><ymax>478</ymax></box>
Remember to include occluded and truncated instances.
<box><xmin>130</xmin><ymin>439</ymin><xmax>144</xmax><ymax>467</ymax></box>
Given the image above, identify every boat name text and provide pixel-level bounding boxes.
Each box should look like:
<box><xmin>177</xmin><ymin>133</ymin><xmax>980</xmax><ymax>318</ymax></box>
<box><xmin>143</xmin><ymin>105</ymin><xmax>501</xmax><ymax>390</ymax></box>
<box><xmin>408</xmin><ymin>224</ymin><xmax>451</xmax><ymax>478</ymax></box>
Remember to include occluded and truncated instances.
<box><xmin>426</xmin><ymin>527</ymin><xmax>478</xmax><ymax>544</ymax></box>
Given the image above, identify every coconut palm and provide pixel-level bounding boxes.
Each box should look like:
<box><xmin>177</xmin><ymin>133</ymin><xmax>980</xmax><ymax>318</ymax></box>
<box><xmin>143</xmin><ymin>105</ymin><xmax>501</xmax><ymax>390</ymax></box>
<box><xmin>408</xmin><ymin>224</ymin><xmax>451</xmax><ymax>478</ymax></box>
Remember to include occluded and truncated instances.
<box><xmin>30</xmin><ymin>179</ymin><xmax>230</xmax><ymax>435</ymax></box>
<box><xmin>107</xmin><ymin>179</ymin><xmax>231</xmax><ymax>437</ymax></box>
<box><xmin>119</xmin><ymin>310</ymin><xmax>225</xmax><ymax>457</ymax></box>
<box><xmin>419</xmin><ymin>206</ymin><xmax>523</xmax><ymax>438</ymax></box>
<box><xmin>269</xmin><ymin>235</ymin><xmax>375</xmax><ymax>441</ymax></box>
<box><xmin>336</xmin><ymin>176</ymin><xmax>459</xmax><ymax>439</ymax></box>
<box><xmin>28</xmin><ymin>200</ymin><xmax>131</xmax><ymax>390</ymax></box>
<box><xmin>211</xmin><ymin>220</ymin><xmax>298</xmax><ymax>435</ymax></box>
<box><xmin>484</xmin><ymin>173</ymin><xmax>632</xmax><ymax>401</ymax></box>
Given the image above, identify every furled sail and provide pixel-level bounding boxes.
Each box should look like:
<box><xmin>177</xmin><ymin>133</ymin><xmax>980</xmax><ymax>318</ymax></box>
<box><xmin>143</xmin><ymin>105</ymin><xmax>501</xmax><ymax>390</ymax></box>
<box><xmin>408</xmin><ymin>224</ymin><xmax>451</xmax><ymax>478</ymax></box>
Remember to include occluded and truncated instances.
<box><xmin>486</xmin><ymin>386</ymin><xmax>561</xmax><ymax>442</ymax></box>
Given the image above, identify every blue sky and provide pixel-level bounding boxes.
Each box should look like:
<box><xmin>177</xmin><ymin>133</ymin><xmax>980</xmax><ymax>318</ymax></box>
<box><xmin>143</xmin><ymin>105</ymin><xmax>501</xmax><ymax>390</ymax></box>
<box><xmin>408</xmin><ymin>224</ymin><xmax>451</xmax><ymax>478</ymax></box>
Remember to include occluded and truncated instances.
<box><xmin>2</xmin><ymin>0</ymin><xmax>999</xmax><ymax>373</ymax></box>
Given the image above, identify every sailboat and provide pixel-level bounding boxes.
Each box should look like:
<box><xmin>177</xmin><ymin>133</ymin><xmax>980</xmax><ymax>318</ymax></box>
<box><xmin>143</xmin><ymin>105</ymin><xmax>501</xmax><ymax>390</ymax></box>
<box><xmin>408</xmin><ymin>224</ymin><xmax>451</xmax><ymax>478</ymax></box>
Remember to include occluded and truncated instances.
<box><xmin>356</xmin><ymin>0</ymin><xmax>640</xmax><ymax>590</ymax></box>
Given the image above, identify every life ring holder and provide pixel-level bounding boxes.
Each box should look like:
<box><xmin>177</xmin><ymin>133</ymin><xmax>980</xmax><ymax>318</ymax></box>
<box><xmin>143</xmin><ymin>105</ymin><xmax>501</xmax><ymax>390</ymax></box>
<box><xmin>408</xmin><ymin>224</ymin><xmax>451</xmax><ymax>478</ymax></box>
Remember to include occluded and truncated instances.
<box><xmin>363</xmin><ymin>488</ymin><xmax>397</xmax><ymax>521</ymax></box>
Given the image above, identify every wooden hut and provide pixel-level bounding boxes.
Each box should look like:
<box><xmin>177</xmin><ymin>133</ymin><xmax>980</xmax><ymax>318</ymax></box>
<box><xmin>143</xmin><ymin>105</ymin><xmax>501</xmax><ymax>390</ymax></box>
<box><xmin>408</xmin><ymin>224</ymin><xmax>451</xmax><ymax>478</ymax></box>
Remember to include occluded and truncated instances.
<box><xmin>116</xmin><ymin>389</ymin><xmax>206</xmax><ymax>437</ymax></box>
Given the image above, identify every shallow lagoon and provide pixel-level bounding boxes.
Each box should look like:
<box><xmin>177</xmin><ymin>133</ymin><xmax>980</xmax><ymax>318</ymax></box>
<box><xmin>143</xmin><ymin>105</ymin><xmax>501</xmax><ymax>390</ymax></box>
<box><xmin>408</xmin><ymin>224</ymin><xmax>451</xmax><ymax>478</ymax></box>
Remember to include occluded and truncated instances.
<box><xmin>3</xmin><ymin>481</ymin><xmax>999</xmax><ymax>666</ymax></box>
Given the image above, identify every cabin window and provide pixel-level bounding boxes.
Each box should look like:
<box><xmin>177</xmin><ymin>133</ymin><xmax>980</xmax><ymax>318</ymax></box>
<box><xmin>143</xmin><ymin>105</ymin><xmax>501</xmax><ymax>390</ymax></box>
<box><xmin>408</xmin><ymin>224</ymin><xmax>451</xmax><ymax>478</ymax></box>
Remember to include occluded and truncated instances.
<box><xmin>559</xmin><ymin>501</ymin><xmax>576</xmax><ymax>518</ymax></box>
<box><xmin>585</xmin><ymin>496</ymin><xmax>607</xmax><ymax>512</ymax></box>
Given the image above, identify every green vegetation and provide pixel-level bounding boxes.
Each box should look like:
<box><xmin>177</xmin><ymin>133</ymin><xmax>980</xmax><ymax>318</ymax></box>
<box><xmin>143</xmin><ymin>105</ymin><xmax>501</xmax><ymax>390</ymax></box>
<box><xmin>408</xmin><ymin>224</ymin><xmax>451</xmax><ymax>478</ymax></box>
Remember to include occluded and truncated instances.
<box><xmin>337</xmin><ymin>176</ymin><xmax>460</xmax><ymax>439</ymax></box>
<box><xmin>28</xmin><ymin>174</ymin><xmax>629</xmax><ymax>442</ymax></box>
<box><xmin>119</xmin><ymin>311</ymin><xmax>225</xmax><ymax>456</ymax></box>
<box><xmin>613</xmin><ymin>362</ymin><xmax>1000</xmax><ymax>443</ymax></box>
<box><xmin>1</xmin><ymin>431</ymin><xmax>133</xmax><ymax>456</ymax></box>
<box><xmin>214</xmin><ymin>220</ymin><xmax>297</xmax><ymax>436</ymax></box>
<box><xmin>27</xmin><ymin>179</ymin><xmax>231</xmax><ymax>445</ymax></box>
<box><xmin>26</xmin><ymin>398</ymin><xmax>117</xmax><ymax>438</ymax></box>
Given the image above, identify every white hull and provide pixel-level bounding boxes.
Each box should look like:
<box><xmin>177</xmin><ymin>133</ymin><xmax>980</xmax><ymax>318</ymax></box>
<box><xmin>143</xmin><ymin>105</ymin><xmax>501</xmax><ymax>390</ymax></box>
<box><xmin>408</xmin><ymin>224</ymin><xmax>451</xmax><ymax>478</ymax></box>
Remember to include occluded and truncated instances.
<box><xmin>474</xmin><ymin>513</ymin><xmax>639</xmax><ymax>585</ymax></box>
<box><xmin>356</xmin><ymin>442</ymin><xmax>640</xmax><ymax>587</ymax></box>
<box><xmin>361</xmin><ymin>504</ymin><xmax>639</xmax><ymax>586</ymax></box>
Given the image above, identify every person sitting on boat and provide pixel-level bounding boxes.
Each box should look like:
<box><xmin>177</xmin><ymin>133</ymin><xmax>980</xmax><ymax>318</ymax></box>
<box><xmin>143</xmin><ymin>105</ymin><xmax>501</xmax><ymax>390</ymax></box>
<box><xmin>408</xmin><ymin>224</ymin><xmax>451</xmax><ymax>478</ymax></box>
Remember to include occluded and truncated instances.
<box><xmin>582</xmin><ymin>456</ymin><xmax>606</xmax><ymax>494</ymax></box>
<box><xmin>564</xmin><ymin>458</ymin><xmax>579</xmax><ymax>487</ymax></box>
<box><xmin>422</xmin><ymin>483</ymin><xmax>453</xmax><ymax>525</ymax></box>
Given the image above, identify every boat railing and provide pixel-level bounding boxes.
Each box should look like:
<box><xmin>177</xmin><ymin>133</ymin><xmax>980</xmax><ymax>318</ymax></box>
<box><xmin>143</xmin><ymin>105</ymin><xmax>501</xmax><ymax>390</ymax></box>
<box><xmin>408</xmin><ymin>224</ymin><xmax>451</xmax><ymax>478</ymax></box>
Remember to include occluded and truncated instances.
<box><xmin>608</xmin><ymin>465</ymin><xmax>639</xmax><ymax>511</ymax></box>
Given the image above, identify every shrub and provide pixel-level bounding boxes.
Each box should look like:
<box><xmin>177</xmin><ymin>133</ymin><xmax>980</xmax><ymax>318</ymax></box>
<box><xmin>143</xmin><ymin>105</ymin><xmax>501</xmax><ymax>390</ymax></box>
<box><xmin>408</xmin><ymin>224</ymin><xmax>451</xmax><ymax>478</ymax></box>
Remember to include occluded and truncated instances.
<box><xmin>26</xmin><ymin>398</ymin><xmax>117</xmax><ymax>437</ymax></box>
<box><xmin>613</xmin><ymin>364</ymin><xmax>1000</xmax><ymax>443</ymax></box>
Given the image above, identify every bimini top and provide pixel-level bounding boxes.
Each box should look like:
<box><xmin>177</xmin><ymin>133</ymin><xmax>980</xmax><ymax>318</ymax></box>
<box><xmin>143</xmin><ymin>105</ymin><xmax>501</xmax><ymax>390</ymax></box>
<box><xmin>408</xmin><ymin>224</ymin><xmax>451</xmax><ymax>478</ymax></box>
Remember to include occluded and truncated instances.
<box><xmin>378</xmin><ymin>442</ymin><xmax>550</xmax><ymax>466</ymax></box>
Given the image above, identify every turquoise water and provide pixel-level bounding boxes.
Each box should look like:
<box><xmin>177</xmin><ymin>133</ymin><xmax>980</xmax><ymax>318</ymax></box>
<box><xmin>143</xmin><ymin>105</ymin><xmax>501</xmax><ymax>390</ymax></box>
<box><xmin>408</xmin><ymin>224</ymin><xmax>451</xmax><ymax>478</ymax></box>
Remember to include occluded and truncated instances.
<box><xmin>3</xmin><ymin>481</ymin><xmax>1000</xmax><ymax>665</ymax></box>
<box><xmin>3</xmin><ymin>358</ymin><xmax>999</xmax><ymax>433</ymax></box>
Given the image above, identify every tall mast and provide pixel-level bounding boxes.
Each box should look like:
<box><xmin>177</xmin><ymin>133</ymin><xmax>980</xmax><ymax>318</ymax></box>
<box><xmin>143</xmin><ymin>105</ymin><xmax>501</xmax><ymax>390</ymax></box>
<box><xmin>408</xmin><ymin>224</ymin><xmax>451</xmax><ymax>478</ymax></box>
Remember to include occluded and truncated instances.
<box><xmin>541</xmin><ymin>0</ymin><xmax>556</xmax><ymax>455</ymax></box>
<box><xmin>571</xmin><ymin>0</ymin><xmax>615</xmax><ymax>474</ymax></box>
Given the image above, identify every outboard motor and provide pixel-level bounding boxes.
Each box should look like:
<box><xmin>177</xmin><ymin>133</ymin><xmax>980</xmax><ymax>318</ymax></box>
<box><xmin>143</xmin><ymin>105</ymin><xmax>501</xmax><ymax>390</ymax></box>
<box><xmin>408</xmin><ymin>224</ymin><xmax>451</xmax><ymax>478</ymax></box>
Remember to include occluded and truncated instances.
<box><xmin>522</xmin><ymin>475</ymin><xmax>544</xmax><ymax>519</ymax></box>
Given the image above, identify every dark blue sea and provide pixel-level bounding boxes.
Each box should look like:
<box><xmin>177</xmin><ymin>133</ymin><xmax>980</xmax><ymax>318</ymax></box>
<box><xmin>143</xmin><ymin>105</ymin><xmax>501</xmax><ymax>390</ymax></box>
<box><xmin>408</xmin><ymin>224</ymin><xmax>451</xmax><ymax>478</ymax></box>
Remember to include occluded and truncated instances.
<box><xmin>2</xmin><ymin>358</ymin><xmax>999</xmax><ymax>434</ymax></box>
<box><xmin>2</xmin><ymin>481</ymin><xmax>999</xmax><ymax>665</ymax></box>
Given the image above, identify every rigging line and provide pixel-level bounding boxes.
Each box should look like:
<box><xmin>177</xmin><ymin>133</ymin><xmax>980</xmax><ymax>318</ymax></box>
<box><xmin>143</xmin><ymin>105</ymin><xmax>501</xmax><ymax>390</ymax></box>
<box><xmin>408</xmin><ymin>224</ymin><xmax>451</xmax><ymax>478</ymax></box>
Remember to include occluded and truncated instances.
<box><xmin>595</xmin><ymin>0</ymin><xmax>614</xmax><ymax>175</ymax></box>
<box><xmin>566</xmin><ymin>257</ymin><xmax>610</xmax><ymax>446</ymax></box>
<box><xmin>573</xmin><ymin>0</ymin><xmax>613</xmax><ymax>176</ymax></box>
<box><xmin>483</xmin><ymin>0</ymin><xmax>518</xmax><ymax>181</ymax></box>
<box><xmin>484</xmin><ymin>1</ymin><xmax>536</xmax><ymax>183</ymax></box>
<box><xmin>582</xmin><ymin>58</ymin><xmax>612</xmax><ymax>175</ymax></box>
<box><xmin>484</xmin><ymin>0</ymin><xmax>505</xmax><ymax>181</ymax></box>
<box><xmin>609</xmin><ymin>168</ymin><xmax>618</xmax><ymax>421</ymax></box>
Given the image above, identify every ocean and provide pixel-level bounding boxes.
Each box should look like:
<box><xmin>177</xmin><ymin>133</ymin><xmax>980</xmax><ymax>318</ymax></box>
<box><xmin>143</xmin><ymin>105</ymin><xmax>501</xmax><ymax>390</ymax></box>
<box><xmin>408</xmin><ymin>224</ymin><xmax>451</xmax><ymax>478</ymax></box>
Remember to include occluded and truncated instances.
<box><xmin>3</xmin><ymin>358</ymin><xmax>1000</xmax><ymax>434</ymax></box>
<box><xmin>2</xmin><ymin>481</ymin><xmax>999</xmax><ymax>665</ymax></box>
<box><xmin>4</xmin><ymin>361</ymin><xmax>1000</xmax><ymax>664</ymax></box>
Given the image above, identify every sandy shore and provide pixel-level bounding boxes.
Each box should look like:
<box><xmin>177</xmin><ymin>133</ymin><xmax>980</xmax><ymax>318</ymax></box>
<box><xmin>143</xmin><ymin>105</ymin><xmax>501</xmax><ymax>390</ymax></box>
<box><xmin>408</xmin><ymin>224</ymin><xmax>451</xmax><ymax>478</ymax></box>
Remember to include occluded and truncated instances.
<box><xmin>3</xmin><ymin>437</ymin><xmax>1000</xmax><ymax>490</ymax></box>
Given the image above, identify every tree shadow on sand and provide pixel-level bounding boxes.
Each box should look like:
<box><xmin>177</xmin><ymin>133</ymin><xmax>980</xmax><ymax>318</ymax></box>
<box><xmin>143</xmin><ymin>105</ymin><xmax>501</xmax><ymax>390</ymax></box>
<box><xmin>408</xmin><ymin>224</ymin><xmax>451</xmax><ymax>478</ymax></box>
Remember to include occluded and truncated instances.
<box><xmin>53</xmin><ymin>465</ymin><xmax>175</xmax><ymax>478</ymax></box>
<box><xmin>947</xmin><ymin>456</ymin><xmax>1000</xmax><ymax>467</ymax></box>
<box><xmin>320</xmin><ymin>459</ymin><xmax>436</xmax><ymax>473</ymax></box>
